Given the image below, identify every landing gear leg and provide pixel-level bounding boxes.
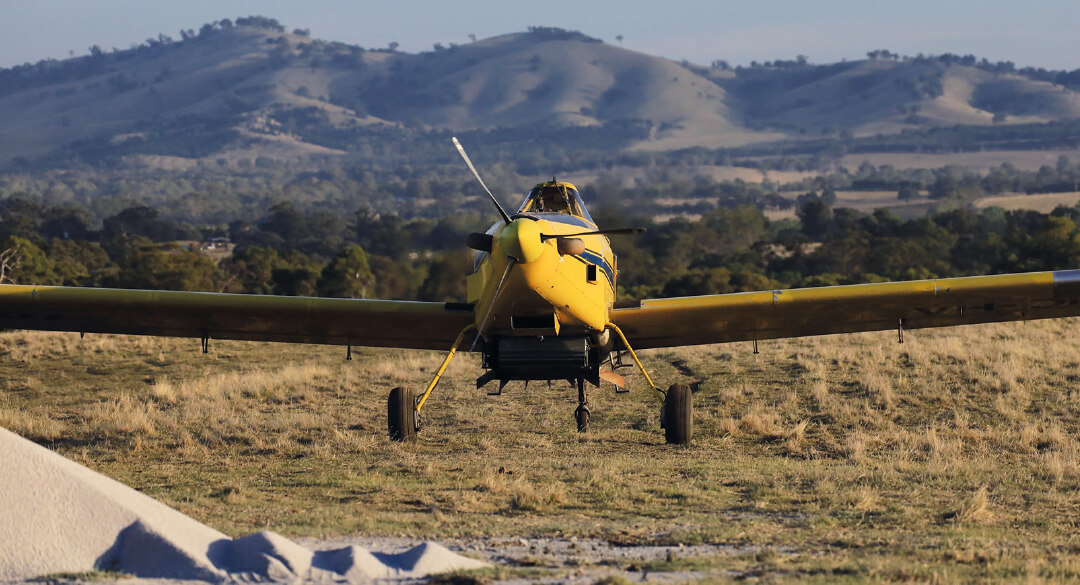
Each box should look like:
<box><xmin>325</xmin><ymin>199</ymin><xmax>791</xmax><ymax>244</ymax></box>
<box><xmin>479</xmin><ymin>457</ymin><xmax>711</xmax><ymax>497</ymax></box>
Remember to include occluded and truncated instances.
<box><xmin>608</xmin><ymin>323</ymin><xmax>691</xmax><ymax>444</ymax></box>
<box><xmin>574</xmin><ymin>378</ymin><xmax>590</xmax><ymax>433</ymax></box>
<box><xmin>386</xmin><ymin>324</ymin><xmax>474</xmax><ymax>442</ymax></box>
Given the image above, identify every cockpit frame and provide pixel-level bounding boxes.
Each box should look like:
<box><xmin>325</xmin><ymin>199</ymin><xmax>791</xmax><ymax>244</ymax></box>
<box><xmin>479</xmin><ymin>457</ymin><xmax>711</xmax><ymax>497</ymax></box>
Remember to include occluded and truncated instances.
<box><xmin>517</xmin><ymin>182</ymin><xmax>594</xmax><ymax>224</ymax></box>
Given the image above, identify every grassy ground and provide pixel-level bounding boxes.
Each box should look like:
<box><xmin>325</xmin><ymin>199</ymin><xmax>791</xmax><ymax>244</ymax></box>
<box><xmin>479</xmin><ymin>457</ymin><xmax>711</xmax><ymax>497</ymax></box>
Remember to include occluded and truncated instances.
<box><xmin>4</xmin><ymin>321</ymin><xmax>1080</xmax><ymax>582</ymax></box>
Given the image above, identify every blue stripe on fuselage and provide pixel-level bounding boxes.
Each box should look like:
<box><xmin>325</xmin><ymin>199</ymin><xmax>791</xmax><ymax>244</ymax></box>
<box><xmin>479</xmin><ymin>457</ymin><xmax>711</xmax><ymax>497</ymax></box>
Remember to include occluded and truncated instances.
<box><xmin>534</xmin><ymin>214</ymin><xmax>613</xmax><ymax>286</ymax></box>
<box><xmin>1053</xmin><ymin>269</ymin><xmax>1080</xmax><ymax>285</ymax></box>
<box><xmin>579</xmin><ymin>249</ymin><xmax>615</xmax><ymax>289</ymax></box>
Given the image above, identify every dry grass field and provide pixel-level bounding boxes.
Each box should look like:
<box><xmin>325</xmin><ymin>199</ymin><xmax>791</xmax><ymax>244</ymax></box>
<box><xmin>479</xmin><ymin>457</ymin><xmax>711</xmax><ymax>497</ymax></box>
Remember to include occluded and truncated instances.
<box><xmin>5</xmin><ymin>321</ymin><xmax>1080</xmax><ymax>582</ymax></box>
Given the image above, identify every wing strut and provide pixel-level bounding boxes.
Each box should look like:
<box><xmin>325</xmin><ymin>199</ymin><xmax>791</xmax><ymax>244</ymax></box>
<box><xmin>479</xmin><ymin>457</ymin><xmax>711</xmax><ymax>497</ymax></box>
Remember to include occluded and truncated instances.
<box><xmin>416</xmin><ymin>324</ymin><xmax>476</xmax><ymax>413</ymax></box>
<box><xmin>470</xmin><ymin>259</ymin><xmax>516</xmax><ymax>351</ymax></box>
<box><xmin>607</xmin><ymin>322</ymin><xmax>664</xmax><ymax>400</ymax></box>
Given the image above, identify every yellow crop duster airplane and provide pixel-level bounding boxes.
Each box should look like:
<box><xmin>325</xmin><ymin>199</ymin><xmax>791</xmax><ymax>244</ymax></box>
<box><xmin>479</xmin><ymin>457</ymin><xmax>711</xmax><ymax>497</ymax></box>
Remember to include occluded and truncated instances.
<box><xmin>3</xmin><ymin>138</ymin><xmax>1080</xmax><ymax>444</ymax></box>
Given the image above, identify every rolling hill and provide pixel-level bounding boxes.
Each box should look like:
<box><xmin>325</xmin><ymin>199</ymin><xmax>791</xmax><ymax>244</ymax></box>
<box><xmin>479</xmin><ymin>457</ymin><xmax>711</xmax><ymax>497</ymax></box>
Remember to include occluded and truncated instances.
<box><xmin>3</xmin><ymin>19</ymin><xmax>1080</xmax><ymax>169</ymax></box>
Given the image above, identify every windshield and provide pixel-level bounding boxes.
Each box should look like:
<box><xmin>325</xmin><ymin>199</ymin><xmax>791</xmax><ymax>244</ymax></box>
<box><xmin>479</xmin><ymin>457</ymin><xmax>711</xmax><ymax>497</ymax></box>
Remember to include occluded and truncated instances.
<box><xmin>518</xmin><ymin>185</ymin><xmax>594</xmax><ymax>224</ymax></box>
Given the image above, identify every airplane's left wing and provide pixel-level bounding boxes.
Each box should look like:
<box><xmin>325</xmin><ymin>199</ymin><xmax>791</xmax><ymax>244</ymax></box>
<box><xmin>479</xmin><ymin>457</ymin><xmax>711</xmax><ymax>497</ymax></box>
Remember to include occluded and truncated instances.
<box><xmin>612</xmin><ymin>270</ymin><xmax>1080</xmax><ymax>350</ymax></box>
<box><xmin>0</xmin><ymin>285</ymin><xmax>475</xmax><ymax>350</ymax></box>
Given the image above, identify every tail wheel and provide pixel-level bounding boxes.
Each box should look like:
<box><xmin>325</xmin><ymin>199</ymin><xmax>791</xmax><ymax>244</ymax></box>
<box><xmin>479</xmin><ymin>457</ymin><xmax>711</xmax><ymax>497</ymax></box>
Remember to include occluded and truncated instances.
<box><xmin>663</xmin><ymin>384</ymin><xmax>693</xmax><ymax>445</ymax></box>
<box><xmin>575</xmin><ymin>404</ymin><xmax>591</xmax><ymax>433</ymax></box>
<box><xmin>388</xmin><ymin>386</ymin><xmax>418</xmax><ymax>442</ymax></box>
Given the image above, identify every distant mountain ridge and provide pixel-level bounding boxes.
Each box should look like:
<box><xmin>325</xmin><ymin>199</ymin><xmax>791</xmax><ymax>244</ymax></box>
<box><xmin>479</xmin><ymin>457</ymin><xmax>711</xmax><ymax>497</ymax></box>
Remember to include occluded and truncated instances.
<box><xmin>3</xmin><ymin>18</ymin><xmax>1080</xmax><ymax>169</ymax></box>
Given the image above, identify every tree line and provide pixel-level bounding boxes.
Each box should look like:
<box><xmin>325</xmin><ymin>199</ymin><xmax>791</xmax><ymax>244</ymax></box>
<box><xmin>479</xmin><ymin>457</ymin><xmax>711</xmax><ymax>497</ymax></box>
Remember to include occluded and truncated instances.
<box><xmin>3</xmin><ymin>194</ymin><xmax>1080</xmax><ymax>305</ymax></box>
<box><xmin>599</xmin><ymin>198</ymin><xmax>1080</xmax><ymax>300</ymax></box>
<box><xmin>0</xmin><ymin>198</ymin><xmax>476</xmax><ymax>301</ymax></box>
<box><xmin>9</xmin><ymin>156</ymin><xmax>1080</xmax><ymax>236</ymax></box>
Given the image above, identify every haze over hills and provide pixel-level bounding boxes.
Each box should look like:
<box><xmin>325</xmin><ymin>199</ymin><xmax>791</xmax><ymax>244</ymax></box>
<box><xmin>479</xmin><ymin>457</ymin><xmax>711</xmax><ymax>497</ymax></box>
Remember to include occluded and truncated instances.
<box><xmin>4</xmin><ymin>17</ymin><xmax>1080</xmax><ymax>170</ymax></box>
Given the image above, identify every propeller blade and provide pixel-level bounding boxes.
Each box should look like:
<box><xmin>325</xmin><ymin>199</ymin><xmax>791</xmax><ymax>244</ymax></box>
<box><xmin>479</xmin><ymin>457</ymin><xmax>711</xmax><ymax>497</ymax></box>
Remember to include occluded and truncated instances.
<box><xmin>540</xmin><ymin>227</ymin><xmax>646</xmax><ymax>241</ymax></box>
<box><xmin>452</xmin><ymin>137</ymin><xmax>512</xmax><ymax>224</ymax></box>
<box><xmin>470</xmin><ymin>258</ymin><xmax>516</xmax><ymax>351</ymax></box>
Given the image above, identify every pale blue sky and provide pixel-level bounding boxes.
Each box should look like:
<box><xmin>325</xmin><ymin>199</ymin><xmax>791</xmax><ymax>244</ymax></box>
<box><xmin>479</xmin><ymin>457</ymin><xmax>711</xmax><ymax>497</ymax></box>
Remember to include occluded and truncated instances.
<box><xmin>1</xmin><ymin>0</ymin><xmax>1077</xmax><ymax>70</ymax></box>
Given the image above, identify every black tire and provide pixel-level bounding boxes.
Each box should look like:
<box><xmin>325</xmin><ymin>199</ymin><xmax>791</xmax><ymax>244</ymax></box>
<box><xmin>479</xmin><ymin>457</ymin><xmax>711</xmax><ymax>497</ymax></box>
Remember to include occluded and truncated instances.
<box><xmin>388</xmin><ymin>386</ymin><xmax>417</xmax><ymax>442</ymax></box>
<box><xmin>575</xmin><ymin>405</ymin><xmax>591</xmax><ymax>433</ymax></box>
<box><xmin>664</xmin><ymin>384</ymin><xmax>693</xmax><ymax>445</ymax></box>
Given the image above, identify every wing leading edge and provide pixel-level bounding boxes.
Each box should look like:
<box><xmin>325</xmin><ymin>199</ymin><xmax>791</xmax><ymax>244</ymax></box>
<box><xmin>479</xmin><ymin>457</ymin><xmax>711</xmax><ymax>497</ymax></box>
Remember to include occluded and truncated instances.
<box><xmin>0</xmin><ymin>285</ymin><xmax>474</xmax><ymax>350</ymax></box>
<box><xmin>612</xmin><ymin>270</ymin><xmax>1080</xmax><ymax>350</ymax></box>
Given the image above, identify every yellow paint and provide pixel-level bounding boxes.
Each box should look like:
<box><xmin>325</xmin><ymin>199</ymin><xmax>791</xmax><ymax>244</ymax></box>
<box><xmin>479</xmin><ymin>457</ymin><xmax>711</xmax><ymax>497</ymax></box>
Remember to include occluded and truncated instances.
<box><xmin>466</xmin><ymin>269</ymin><xmax>485</xmax><ymax>304</ymax></box>
<box><xmin>0</xmin><ymin>284</ymin><xmax>473</xmax><ymax>350</ymax></box>
<box><xmin>498</xmin><ymin>218</ymin><xmax>544</xmax><ymax>263</ymax></box>
<box><xmin>614</xmin><ymin>271</ymin><xmax>1076</xmax><ymax>350</ymax></box>
<box><xmin>607</xmin><ymin>322</ymin><xmax>660</xmax><ymax>395</ymax></box>
<box><xmin>416</xmin><ymin>324</ymin><xmax>475</xmax><ymax>412</ymax></box>
<box><xmin>470</xmin><ymin>181</ymin><xmax>616</xmax><ymax>336</ymax></box>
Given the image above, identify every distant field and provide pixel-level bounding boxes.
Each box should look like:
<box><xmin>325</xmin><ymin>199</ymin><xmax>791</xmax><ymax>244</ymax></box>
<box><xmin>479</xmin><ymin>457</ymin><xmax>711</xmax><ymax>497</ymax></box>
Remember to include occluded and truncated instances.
<box><xmin>4</xmin><ymin>318</ymin><xmax>1080</xmax><ymax>581</ymax></box>
<box><xmin>976</xmin><ymin>191</ymin><xmax>1080</xmax><ymax>213</ymax></box>
<box><xmin>561</xmin><ymin>165</ymin><xmax>817</xmax><ymax>189</ymax></box>
<box><xmin>699</xmin><ymin>165</ymin><xmax>819</xmax><ymax>185</ymax></box>
<box><xmin>651</xmin><ymin>190</ymin><xmax>931</xmax><ymax>222</ymax></box>
<box><xmin>838</xmin><ymin>149</ymin><xmax>1080</xmax><ymax>172</ymax></box>
<box><xmin>765</xmin><ymin>190</ymin><xmax>933</xmax><ymax>221</ymax></box>
<box><xmin>768</xmin><ymin>189</ymin><xmax>1080</xmax><ymax>222</ymax></box>
<box><xmin>651</xmin><ymin>188</ymin><xmax>1080</xmax><ymax>224</ymax></box>
<box><xmin>561</xmin><ymin>152</ymin><xmax>1080</xmax><ymax>199</ymax></box>
<box><xmin>787</xmin><ymin>190</ymin><xmax>1080</xmax><ymax>220</ymax></box>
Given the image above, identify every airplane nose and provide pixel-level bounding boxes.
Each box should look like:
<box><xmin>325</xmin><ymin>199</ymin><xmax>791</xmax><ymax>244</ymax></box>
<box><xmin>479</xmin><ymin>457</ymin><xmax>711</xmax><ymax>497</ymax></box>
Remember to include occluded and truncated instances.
<box><xmin>499</xmin><ymin>218</ymin><xmax>544</xmax><ymax>263</ymax></box>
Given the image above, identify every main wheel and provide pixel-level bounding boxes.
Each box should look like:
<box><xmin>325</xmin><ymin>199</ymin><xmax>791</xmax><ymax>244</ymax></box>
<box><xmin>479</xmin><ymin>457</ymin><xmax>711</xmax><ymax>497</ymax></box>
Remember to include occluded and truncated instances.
<box><xmin>663</xmin><ymin>384</ymin><xmax>693</xmax><ymax>445</ymax></box>
<box><xmin>575</xmin><ymin>404</ymin><xmax>591</xmax><ymax>433</ymax></box>
<box><xmin>387</xmin><ymin>386</ymin><xmax>418</xmax><ymax>442</ymax></box>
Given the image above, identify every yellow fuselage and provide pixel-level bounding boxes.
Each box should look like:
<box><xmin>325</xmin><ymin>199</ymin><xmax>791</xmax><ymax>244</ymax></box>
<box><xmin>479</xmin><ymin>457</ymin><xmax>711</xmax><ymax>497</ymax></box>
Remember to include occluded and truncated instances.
<box><xmin>466</xmin><ymin>215</ymin><xmax>616</xmax><ymax>338</ymax></box>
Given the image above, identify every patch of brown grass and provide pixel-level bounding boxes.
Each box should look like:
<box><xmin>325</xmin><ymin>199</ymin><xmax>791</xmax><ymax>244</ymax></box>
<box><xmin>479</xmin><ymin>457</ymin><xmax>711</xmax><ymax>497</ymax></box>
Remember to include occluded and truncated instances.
<box><xmin>0</xmin><ymin>407</ymin><xmax>70</xmax><ymax>441</ymax></box>
<box><xmin>949</xmin><ymin>485</ymin><xmax>992</xmax><ymax>524</ymax></box>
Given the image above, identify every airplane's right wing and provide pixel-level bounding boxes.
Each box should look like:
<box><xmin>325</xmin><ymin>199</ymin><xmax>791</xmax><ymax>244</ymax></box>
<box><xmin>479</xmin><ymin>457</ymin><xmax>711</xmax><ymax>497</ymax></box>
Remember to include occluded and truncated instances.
<box><xmin>0</xmin><ymin>284</ymin><xmax>476</xmax><ymax>350</ymax></box>
<box><xmin>611</xmin><ymin>270</ymin><xmax>1080</xmax><ymax>350</ymax></box>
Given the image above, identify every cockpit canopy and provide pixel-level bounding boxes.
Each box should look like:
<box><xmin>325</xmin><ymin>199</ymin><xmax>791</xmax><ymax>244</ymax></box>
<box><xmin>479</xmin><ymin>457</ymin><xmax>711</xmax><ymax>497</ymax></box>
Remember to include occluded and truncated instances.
<box><xmin>517</xmin><ymin>182</ymin><xmax>594</xmax><ymax>223</ymax></box>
